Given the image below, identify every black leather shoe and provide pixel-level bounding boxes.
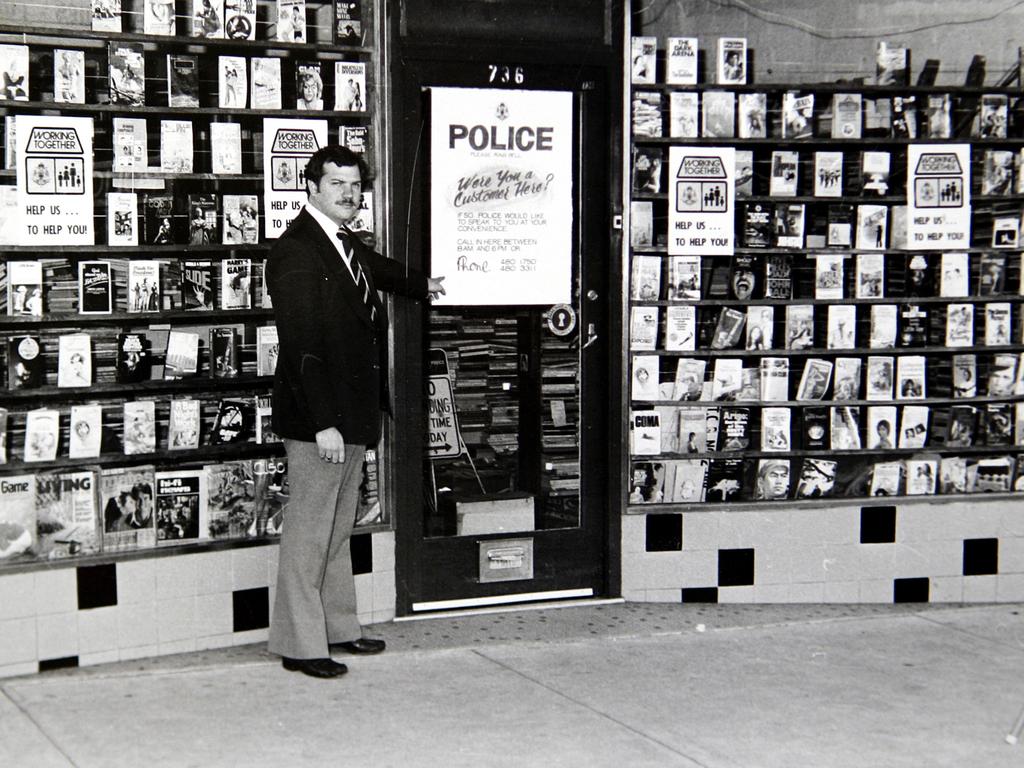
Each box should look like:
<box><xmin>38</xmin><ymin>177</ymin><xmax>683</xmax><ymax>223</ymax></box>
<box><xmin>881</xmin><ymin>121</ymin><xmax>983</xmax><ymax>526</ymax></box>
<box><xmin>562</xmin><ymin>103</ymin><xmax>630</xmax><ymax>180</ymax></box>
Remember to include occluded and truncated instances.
<box><xmin>281</xmin><ymin>657</ymin><xmax>348</xmax><ymax>678</ymax></box>
<box><xmin>331</xmin><ymin>638</ymin><xmax>386</xmax><ymax>655</ymax></box>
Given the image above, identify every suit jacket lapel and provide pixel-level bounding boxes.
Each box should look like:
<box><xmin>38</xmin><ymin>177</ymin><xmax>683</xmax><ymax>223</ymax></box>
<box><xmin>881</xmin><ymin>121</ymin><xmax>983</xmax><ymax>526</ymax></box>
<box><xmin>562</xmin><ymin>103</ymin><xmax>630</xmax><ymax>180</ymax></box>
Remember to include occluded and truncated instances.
<box><xmin>303</xmin><ymin>213</ymin><xmax>376</xmax><ymax>329</ymax></box>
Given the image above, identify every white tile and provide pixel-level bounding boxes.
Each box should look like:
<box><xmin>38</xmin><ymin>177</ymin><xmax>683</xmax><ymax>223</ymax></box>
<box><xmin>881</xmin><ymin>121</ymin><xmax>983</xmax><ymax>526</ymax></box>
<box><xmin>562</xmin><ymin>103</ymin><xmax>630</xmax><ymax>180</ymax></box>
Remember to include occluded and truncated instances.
<box><xmin>196</xmin><ymin>633</ymin><xmax>236</xmax><ymax>651</ymax></box>
<box><xmin>232</xmin><ymin>546</ymin><xmax>269</xmax><ymax>590</ymax></box>
<box><xmin>999</xmin><ymin>509</ymin><xmax>1024</xmax><ymax>538</ymax></box>
<box><xmin>620</xmin><ymin>589</ymin><xmax>648</xmax><ymax>602</ymax></box>
<box><xmin>0</xmin><ymin>618</ymin><xmax>37</xmax><ymax>665</ymax></box>
<box><xmin>895</xmin><ymin>505</ymin><xmax>932</xmax><ymax>542</ymax></box>
<box><xmin>371</xmin><ymin>530</ymin><xmax>395</xmax><ymax>572</ymax></box>
<box><xmin>265</xmin><ymin>543</ymin><xmax>280</xmax><ymax>583</ymax></box>
<box><xmin>996</xmin><ymin>574</ymin><xmax>1024</xmax><ymax>601</ymax></box>
<box><xmin>79</xmin><ymin>649</ymin><xmax>119</xmax><ymax>668</ymax></box>
<box><xmin>754</xmin><ymin>583</ymin><xmax>790</xmax><ymax>602</ymax></box>
<box><xmin>894</xmin><ymin>540</ymin><xmax>962</xmax><ymax>578</ymax></box>
<box><xmin>859</xmin><ymin>579</ymin><xmax>895</xmax><ymax>603</ymax></box>
<box><xmin>195</xmin><ymin>593</ymin><xmax>233</xmax><ymax>637</ymax></box>
<box><xmin>34</xmin><ymin>568</ymin><xmax>77</xmax><ymax>615</ymax></box>
<box><xmin>718</xmin><ymin>585</ymin><xmax>755</xmax><ymax>603</ymax></box>
<box><xmin>156</xmin><ymin>597</ymin><xmax>196</xmax><ymax>643</ymax></box>
<box><xmin>354</xmin><ymin>573</ymin><xmax>373</xmax><ymax>615</ymax></box>
<box><xmin>639</xmin><ymin>553</ymin><xmax>688</xmax><ymax>590</ymax></box>
<box><xmin>678</xmin><ymin>550</ymin><xmax>717</xmax><ymax>588</ymax></box>
<box><xmin>193</xmin><ymin>550</ymin><xmax>233</xmax><ymax>596</ymax></box>
<box><xmin>715</xmin><ymin>512</ymin><xmax>760</xmax><ymax>549</ymax></box>
<box><xmin>372</xmin><ymin>570</ymin><xmax>396</xmax><ymax>613</ymax></box>
<box><xmin>117</xmin><ymin>602</ymin><xmax>158</xmax><ymax>648</ymax></box>
<box><xmin>788</xmin><ymin>582</ymin><xmax>826</xmax><ymax>602</ymax></box>
<box><xmin>119</xmin><ymin>644</ymin><xmax>160</xmax><ymax>661</ymax></box>
<box><xmin>619</xmin><ymin>553</ymin><xmax>646</xmax><ymax>592</ymax></box>
<box><xmin>0</xmin><ymin>573</ymin><xmax>36</xmax><ymax>620</ymax></box>
<box><xmin>620</xmin><ymin>514</ymin><xmax>647</xmax><ymax>554</ymax></box>
<box><xmin>963</xmin><ymin>575</ymin><xmax>998</xmax><ymax>602</ymax></box>
<box><xmin>644</xmin><ymin>588</ymin><xmax>683</xmax><ymax>603</ymax></box>
<box><xmin>853</xmin><ymin>544</ymin><xmax>898</xmax><ymax>580</ymax></box>
<box><xmin>158</xmin><ymin>638</ymin><xmax>196</xmax><ymax>656</ymax></box>
<box><xmin>155</xmin><ymin>554</ymin><xmax>198</xmax><ymax>600</ymax></box>
<box><xmin>232</xmin><ymin>628</ymin><xmax>268</xmax><ymax>646</ymax></box>
<box><xmin>823</xmin><ymin>581</ymin><xmax>860</xmax><ymax>602</ymax></box>
<box><xmin>681</xmin><ymin>512</ymin><xmax>720</xmax><ymax>550</ymax></box>
<box><xmin>78</xmin><ymin>607</ymin><xmax>119</xmax><ymax>654</ymax></box>
<box><xmin>788</xmin><ymin>545</ymin><xmax>831</xmax><ymax>583</ymax></box>
<box><xmin>116</xmin><ymin>558</ymin><xmax>156</xmax><ymax>605</ymax></box>
<box><xmin>789</xmin><ymin>507</ymin><xmax>858</xmax><ymax>545</ymax></box>
<box><xmin>0</xmin><ymin>661</ymin><xmax>38</xmax><ymax>679</ymax></box>
<box><xmin>753</xmin><ymin>546</ymin><xmax>793</xmax><ymax>586</ymax></box>
<box><xmin>822</xmin><ymin>544</ymin><xmax>878</xmax><ymax>582</ymax></box>
<box><xmin>36</xmin><ymin>612</ymin><xmax>78</xmax><ymax>660</ymax></box>
<box><xmin>999</xmin><ymin>538</ymin><xmax>1024</xmax><ymax>573</ymax></box>
<box><xmin>930</xmin><ymin>576</ymin><xmax>964</xmax><ymax>603</ymax></box>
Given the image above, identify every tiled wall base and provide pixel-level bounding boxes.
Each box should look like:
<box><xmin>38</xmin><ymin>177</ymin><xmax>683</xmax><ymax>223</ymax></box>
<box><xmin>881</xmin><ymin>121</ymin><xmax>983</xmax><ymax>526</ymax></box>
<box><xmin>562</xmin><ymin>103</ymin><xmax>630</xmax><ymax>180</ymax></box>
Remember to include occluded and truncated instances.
<box><xmin>622</xmin><ymin>500</ymin><xmax>1024</xmax><ymax>605</ymax></box>
<box><xmin>0</xmin><ymin>531</ymin><xmax>396</xmax><ymax>680</ymax></box>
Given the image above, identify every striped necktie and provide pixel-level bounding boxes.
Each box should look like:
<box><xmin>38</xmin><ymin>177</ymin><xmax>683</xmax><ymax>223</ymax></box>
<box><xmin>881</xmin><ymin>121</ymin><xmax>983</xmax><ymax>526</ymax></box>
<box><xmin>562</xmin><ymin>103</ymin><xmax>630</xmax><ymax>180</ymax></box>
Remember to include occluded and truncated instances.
<box><xmin>336</xmin><ymin>230</ymin><xmax>376</xmax><ymax>322</ymax></box>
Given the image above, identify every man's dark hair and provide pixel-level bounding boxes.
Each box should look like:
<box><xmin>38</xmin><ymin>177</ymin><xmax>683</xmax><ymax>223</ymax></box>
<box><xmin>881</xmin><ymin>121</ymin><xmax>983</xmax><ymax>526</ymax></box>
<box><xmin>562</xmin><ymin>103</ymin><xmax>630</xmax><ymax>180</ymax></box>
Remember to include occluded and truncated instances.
<box><xmin>305</xmin><ymin>146</ymin><xmax>369</xmax><ymax>189</ymax></box>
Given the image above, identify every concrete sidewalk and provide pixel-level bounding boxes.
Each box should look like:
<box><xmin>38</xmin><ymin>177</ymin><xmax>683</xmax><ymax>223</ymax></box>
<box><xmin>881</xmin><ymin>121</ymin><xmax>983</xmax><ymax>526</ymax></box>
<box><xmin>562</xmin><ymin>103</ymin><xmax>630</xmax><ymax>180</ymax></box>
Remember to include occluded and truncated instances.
<box><xmin>2</xmin><ymin>602</ymin><xmax>1023</xmax><ymax>767</ymax></box>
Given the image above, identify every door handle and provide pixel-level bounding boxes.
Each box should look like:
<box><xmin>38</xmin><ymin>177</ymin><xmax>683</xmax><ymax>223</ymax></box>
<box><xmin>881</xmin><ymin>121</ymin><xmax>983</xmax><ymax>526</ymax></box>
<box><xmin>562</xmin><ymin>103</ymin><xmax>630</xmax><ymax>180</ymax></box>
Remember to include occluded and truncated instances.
<box><xmin>582</xmin><ymin>322</ymin><xmax>598</xmax><ymax>349</ymax></box>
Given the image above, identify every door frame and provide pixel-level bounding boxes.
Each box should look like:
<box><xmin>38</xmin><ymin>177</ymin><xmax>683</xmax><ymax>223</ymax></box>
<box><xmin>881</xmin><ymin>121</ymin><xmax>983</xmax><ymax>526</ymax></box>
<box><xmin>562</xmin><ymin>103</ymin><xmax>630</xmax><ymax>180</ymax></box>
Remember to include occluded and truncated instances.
<box><xmin>385</xmin><ymin>18</ymin><xmax>625</xmax><ymax>614</ymax></box>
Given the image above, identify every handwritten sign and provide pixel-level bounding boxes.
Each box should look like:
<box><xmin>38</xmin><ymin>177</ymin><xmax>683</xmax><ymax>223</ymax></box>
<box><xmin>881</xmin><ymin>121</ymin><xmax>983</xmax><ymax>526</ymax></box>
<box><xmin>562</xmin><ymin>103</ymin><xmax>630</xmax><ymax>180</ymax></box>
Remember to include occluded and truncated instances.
<box><xmin>430</xmin><ymin>87</ymin><xmax>572</xmax><ymax>305</ymax></box>
<box><xmin>263</xmin><ymin>118</ymin><xmax>328</xmax><ymax>239</ymax></box>
<box><xmin>907</xmin><ymin>144</ymin><xmax>971</xmax><ymax>249</ymax></box>
<box><xmin>668</xmin><ymin>146</ymin><xmax>735</xmax><ymax>255</ymax></box>
<box><xmin>16</xmin><ymin>115</ymin><xmax>94</xmax><ymax>245</ymax></box>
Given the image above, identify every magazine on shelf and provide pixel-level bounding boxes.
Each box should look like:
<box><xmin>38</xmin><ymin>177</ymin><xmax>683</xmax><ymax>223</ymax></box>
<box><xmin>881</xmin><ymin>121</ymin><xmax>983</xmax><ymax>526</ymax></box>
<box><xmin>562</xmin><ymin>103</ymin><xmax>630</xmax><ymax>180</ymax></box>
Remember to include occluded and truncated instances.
<box><xmin>218</xmin><ymin>55</ymin><xmax>248</xmax><ymax>109</ymax></box>
<box><xmin>123</xmin><ymin>401</ymin><xmax>156</xmax><ymax>455</ymax></box>
<box><xmin>630</xmin><ymin>255</ymin><xmax>662</xmax><ymax>300</ymax></box>
<box><xmin>629</xmin><ymin>306</ymin><xmax>658</xmax><ymax>350</ymax></box>
<box><xmin>168</xmin><ymin>54</ymin><xmax>200</xmax><ymax>108</ymax></box>
<box><xmin>128</xmin><ymin>260</ymin><xmax>161</xmax><ymax>313</ymax></box>
<box><xmin>668</xmin><ymin>92</ymin><xmax>699</xmax><ymax>138</ymax></box>
<box><xmin>701</xmin><ymin>91</ymin><xmax>736</xmax><ymax>138</ymax></box>
<box><xmin>57</xmin><ymin>333</ymin><xmax>92</xmax><ymax>388</ymax></box>
<box><xmin>664</xmin><ymin>305</ymin><xmax>697</xmax><ymax>351</ymax></box>
<box><xmin>116</xmin><ymin>333</ymin><xmax>151</xmax><ymax>383</ymax></box>
<box><xmin>939</xmin><ymin>252</ymin><xmax>970</xmax><ymax>297</ymax></box>
<box><xmin>826</xmin><ymin>304</ymin><xmax>856</xmax><ymax>350</ymax></box>
<box><xmin>782</xmin><ymin>92</ymin><xmax>814</xmax><ymax>139</ymax></box>
<box><xmin>54</xmin><ymin>49</ymin><xmax>86</xmax><ymax>104</ymax></box>
<box><xmin>79</xmin><ymin>260</ymin><xmax>113</xmax><ymax>314</ymax></box>
<box><xmin>205</xmin><ymin>461</ymin><xmax>259</xmax><ymax>537</ymax></box>
<box><xmin>210</xmin><ymin>327</ymin><xmax>240</xmax><ymax>378</ymax></box>
<box><xmin>68</xmin><ymin>405</ymin><xmax>103</xmax><ymax>459</ymax></box>
<box><xmin>112</xmin><ymin>117</ymin><xmax>148</xmax><ymax>171</ymax></box>
<box><xmin>24</xmin><ymin>409</ymin><xmax>60</xmax><ymax>462</ymax></box>
<box><xmin>160</xmin><ymin>120</ymin><xmax>194</xmax><ymax>173</ymax></box>
<box><xmin>855</xmin><ymin>253</ymin><xmax>885</xmax><ymax>299</ymax></box>
<box><xmin>225</xmin><ymin>0</ymin><xmax>257</xmax><ymax>40</ymax></box>
<box><xmin>7</xmin><ymin>260</ymin><xmax>43</xmax><ymax>317</ymax></box>
<box><xmin>168</xmin><ymin>399</ymin><xmax>202</xmax><ymax>450</ymax></box>
<box><xmin>629</xmin><ymin>409</ymin><xmax>661</xmax><ymax>455</ymax></box>
<box><xmin>251</xmin><ymin>57</ymin><xmax>283</xmax><ymax>110</ymax></box>
<box><xmin>899</xmin><ymin>405</ymin><xmax>930</xmax><ymax>449</ymax></box>
<box><xmin>814</xmin><ymin>152</ymin><xmax>843</xmax><ymax>197</ymax></box>
<box><xmin>833</xmin><ymin>357</ymin><xmax>861</xmax><ymax>401</ymax></box>
<box><xmin>814</xmin><ymin>253</ymin><xmax>844</xmax><ymax>299</ymax></box>
<box><xmin>101</xmin><ymin>464</ymin><xmax>156</xmax><ymax>552</ymax></box>
<box><xmin>866</xmin><ymin>355</ymin><xmax>895</xmax><ymax>401</ymax></box>
<box><xmin>717</xmin><ymin>37</ymin><xmax>747</xmax><ymax>85</ymax></box>
<box><xmin>106</xmin><ymin>192</ymin><xmax>138</xmax><ymax>247</ymax></box>
<box><xmin>108</xmin><ymin>41</ymin><xmax>145</xmax><ymax>106</ymax></box>
<box><xmin>831</xmin><ymin>93</ymin><xmax>862</xmax><ymax>139</ymax></box>
<box><xmin>896</xmin><ymin>355</ymin><xmax>926</xmax><ymax>399</ymax></box>
<box><xmin>154</xmin><ymin>469</ymin><xmax>208</xmax><ymax>545</ymax></box>
<box><xmin>163</xmin><ymin>330</ymin><xmax>200</xmax><ymax>380</ymax></box>
<box><xmin>738</xmin><ymin>93</ymin><xmax>767</xmax><ymax>139</ymax></box>
<box><xmin>666</xmin><ymin>37</ymin><xmax>698</xmax><ymax>84</ymax></box>
<box><xmin>35</xmin><ymin>469</ymin><xmax>102</xmax><ymax>558</ymax></box>
<box><xmin>672</xmin><ymin>359</ymin><xmax>706</xmax><ymax>401</ymax></box>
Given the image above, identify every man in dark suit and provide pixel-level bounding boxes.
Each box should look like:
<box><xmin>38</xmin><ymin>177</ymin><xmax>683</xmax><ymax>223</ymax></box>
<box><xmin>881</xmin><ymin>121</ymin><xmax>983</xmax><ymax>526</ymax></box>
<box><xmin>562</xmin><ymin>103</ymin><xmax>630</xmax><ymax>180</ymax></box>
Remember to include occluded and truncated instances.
<box><xmin>266</xmin><ymin>145</ymin><xmax>445</xmax><ymax>678</ymax></box>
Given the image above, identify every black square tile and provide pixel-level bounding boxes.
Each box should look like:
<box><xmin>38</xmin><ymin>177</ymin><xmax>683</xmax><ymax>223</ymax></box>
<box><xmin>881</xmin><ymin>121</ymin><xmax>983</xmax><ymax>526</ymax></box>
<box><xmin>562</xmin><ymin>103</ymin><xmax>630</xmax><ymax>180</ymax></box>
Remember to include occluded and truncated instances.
<box><xmin>963</xmin><ymin>538</ymin><xmax>999</xmax><ymax>576</ymax></box>
<box><xmin>894</xmin><ymin>577</ymin><xmax>930</xmax><ymax>603</ymax></box>
<box><xmin>681</xmin><ymin>587</ymin><xmax>718</xmax><ymax>603</ymax></box>
<box><xmin>646</xmin><ymin>514</ymin><xmax>683</xmax><ymax>551</ymax></box>
<box><xmin>233</xmin><ymin>587</ymin><xmax>269</xmax><ymax>632</ymax></box>
<box><xmin>38</xmin><ymin>656</ymin><xmax>79</xmax><ymax>673</ymax></box>
<box><xmin>860</xmin><ymin>506</ymin><xmax>896</xmax><ymax>544</ymax></box>
<box><xmin>718</xmin><ymin>548</ymin><xmax>755</xmax><ymax>587</ymax></box>
<box><xmin>351</xmin><ymin>533</ymin><xmax>372</xmax><ymax>576</ymax></box>
<box><xmin>77</xmin><ymin>563</ymin><xmax>117</xmax><ymax>610</ymax></box>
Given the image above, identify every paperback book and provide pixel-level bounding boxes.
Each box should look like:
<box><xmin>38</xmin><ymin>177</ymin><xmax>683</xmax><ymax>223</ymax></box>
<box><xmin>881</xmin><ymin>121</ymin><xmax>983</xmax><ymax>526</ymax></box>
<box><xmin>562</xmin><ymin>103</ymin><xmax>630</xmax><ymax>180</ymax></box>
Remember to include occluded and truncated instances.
<box><xmin>101</xmin><ymin>465</ymin><xmax>156</xmax><ymax>552</ymax></box>
<box><xmin>831</xmin><ymin>94</ymin><xmax>862</xmax><ymax>139</ymax></box>
<box><xmin>209</xmin><ymin>327</ymin><xmax>240</xmax><ymax>378</ymax></box>
<box><xmin>54</xmin><ymin>49</ymin><xmax>86</xmax><ymax>104</ymax></box>
<box><xmin>866</xmin><ymin>405</ymin><xmax>898</xmax><ymax>449</ymax></box>
<box><xmin>833</xmin><ymin>357</ymin><xmax>862</xmax><ymax>400</ymax></box>
<box><xmin>123</xmin><ymin>401</ymin><xmax>156</xmax><ymax>455</ymax></box>
<box><xmin>335</xmin><ymin>62</ymin><xmax>366</xmax><ymax>111</ymax></box>
<box><xmin>629</xmin><ymin>409</ymin><xmax>661</xmax><ymax>455</ymax></box>
<box><xmin>814</xmin><ymin>253</ymin><xmax>844</xmax><ymax>299</ymax></box>
<box><xmin>782</xmin><ymin>92</ymin><xmax>814</xmax><ymax>139</ymax></box>
<box><xmin>112</xmin><ymin>117</ymin><xmax>147</xmax><ymax>171</ymax></box>
<box><xmin>630</xmin><ymin>306</ymin><xmax>658</xmax><ymax>350</ymax></box>
<box><xmin>631</xmin><ymin>255</ymin><xmax>662</xmax><ymax>300</ymax></box>
<box><xmin>795</xmin><ymin>458</ymin><xmax>837</xmax><ymax>498</ymax></box>
<box><xmin>754</xmin><ymin>459</ymin><xmax>791</xmax><ymax>500</ymax></box>
<box><xmin>181</xmin><ymin>259</ymin><xmax>215</xmax><ymax>310</ymax></box>
<box><xmin>717</xmin><ymin>37</ymin><xmax>747</xmax><ymax>85</ymax></box>
<box><xmin>669</xmin><ymin>92</ymin><xmax>699</xmax><ymax>138</ymax></box>
<box><xmin>738</xmin><ymin>93</ymin><xmax>767</xmax><ymax>139</ymax></box>
<box><xmin>630</xmin><ymin>36</ymin><xmax>657</xmax><ymax>84</ymax></box>
<box><xmin>160</xmin><ymin>120</ymin><xmax>194</xmax><ymax>173</ymax></box>
<box><xmin>108</xmin><ymin>42</ymin><xmax>145</xmax><ymax>106</ymax></box>
<box><xmin>128</xmin><ymin>260</ymin><xmax>161</xmax><ymax>312</ymax></box>
<box><xmin>296</xmin><ymin>61</ymin><xmax>324</xmax><ymax>110</ymax></box>
<box><xmin>701</xmin><ymin>91</ymin><xmax>735</xmax><ymax>138</ymax></box>
<box><xmin>814</xmin><ymin>152</ymin><xmax>843</xmax><ymax>197</ymax></box>
<box><xmin>106</xmin><ymin>192</ymin><xmax>138</xmax><ymax>247</ymax></box>
<box><xmin>826</xmin><ymin>304</ymin><xmax>856</xmax><ymax>349</ymax></box>
<box><xmin>221</xmin><ymin>258</ymin><xmax>252</xmax><ymax>309</ymax></box>
<box><xmin>168</xmin><ymin>54</ymin><xmax>200</xmax><ymax>108</ymax></box>
<box><xmin>155</xmin><ymin>469</ymin><xmax>207</xmax><ymax>544</ymax></box>
<box><xmin>896</xmin><ymin>355</ymin><xmax>926</xmax><ymax>399</ymax></box>
<box><xmin>24</xmin><ymin>409</ymin><xmax>60</xmax><ymax>462</ymax></box>
<box><xmin>116</xmin><ymin>333</ymin><xmax>151</xmax><ymax>383</ymax></box>
<box><xmin>35</xmin><ymin>470</ymin><xmax>102</xmax><ymax>558</ymax></box>
<box><xmin>210</xmin><ymin>398</ymin><xmax>254</xmax><ymax>445</ymax></box>
<box><xmin>251</xmin><ymin>58</ymin><xmax>283</xmax><ymax>110</ymax></box>
<box><xmin>899</xmin><ymin>405</ymin><xmax>930</xmax><ymax>449</ymax></box>
<box><xmin>78</xmin><ymin>260</ymin><xmax>113</xmax><ymax>314</ymax></box>
<box><xmin>334</xmin><ymin>1</ymin><xmax>362</xmax><ymax>45</ymax></box>
<box><xmin>663</xmin><ymin>305</ymin><xmax>697</xmax><ymax>351</ymax></box>
<box><xmin>672</xmin><ymin>359</ymin><xmax>706</xmax><ymax>401</ymax></box>
<box><xmin>223</xmin><ymin>195</ymin><xmax>259</xmax><ymax>244</ymax></box>
<box><xmin>168</xmin><ymin>399</ymin><xmax>202</xmax><ymax>450</ymax></box>
<box><xmin>193</xmin><ymin>0</ymin><xmax>225</xmax><ymax>38</ymax></box>
<box><xmin>218</xmin><ymin>55</ymin><xmax>248</xmax><ymax>109</ymax></box>
<box><xmin>224</xmin><ymin>0</ymin><xmax>257</xmax><ymax>40</ymax></box>
<box><xmin>57</xmin><ymin>333</ymin><xmax>92</xmax><ymax>388</ymax></box>
<box><xmin>163</xmin><ymin>330</ymin><xmax>200</xmax><ymax>380</ymax></box>
<box><xmin>206</xmin><ymin>461</ymin><xmax>258</xmax><ymax>538</ymax></box>
<box><xmin>7</xmin><ymin>260</ymin><xmax>43</xmax><ymax>317</ymax></box>
<box><xmin>68</xmin><ymin>405</ymin><xmax>103</xmax><ymax>459</ymax></box>
<box><xmin>769</xmin><ymin>151</ymin><xmax>799</xmax><ymax>196</ymax></box>
<box><xmin>760</xmin><ymin>357</ymin><xmax>789</xmax><ymax>401</ymax></box>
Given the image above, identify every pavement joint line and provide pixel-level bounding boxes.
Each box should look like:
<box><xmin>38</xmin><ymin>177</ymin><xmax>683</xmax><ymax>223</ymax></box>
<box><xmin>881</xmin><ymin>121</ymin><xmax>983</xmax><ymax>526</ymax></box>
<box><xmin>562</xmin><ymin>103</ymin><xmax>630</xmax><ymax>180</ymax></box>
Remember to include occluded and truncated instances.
<box><xmin>1</xmin><ymin>685</ymin><xmax>80</xmax><ymax>768</ymax></box>
<box><xmin>469</xmin><ymin>647</ymin><xmax>713</xmax><ymax>768</ymax></box>
<box><xmin>912</xmin><ymin>611</ymin><xmax>1024</xmax><ymax>656</ymax></box>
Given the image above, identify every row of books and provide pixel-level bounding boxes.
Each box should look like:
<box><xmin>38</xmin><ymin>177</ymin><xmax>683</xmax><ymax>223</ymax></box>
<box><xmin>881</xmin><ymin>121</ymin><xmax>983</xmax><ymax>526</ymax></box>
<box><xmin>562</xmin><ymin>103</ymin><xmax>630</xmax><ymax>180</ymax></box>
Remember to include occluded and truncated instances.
<box><xmin>630</xmin><ymin>352</ymin><xmax>1023</xmax><ymax>403</ymax></box>
<box><xmin>0</xmin><ymin>459</ymin><xmax>287</xmax><ymax>562</ymax></box>
<box><xmin>632</xmin><ymin>89</ymin><xmax>1010</xmax><ymax>141</ymax></box>
<box><xmin>6</xmin><ymin>258</ymin><xmax>268</xmax><ymax>316</ymax></box>
<box><xmin>630</xmin><ymin>453</ymin><xmax>1022</xmax><ymax>504</ymax></box>
<box><xmin>630</xmin><ymin>401</ymin><xmax>1022</xmax><ymax>456</ymax></box>
<box><xmin>7</xmin><ymin>324</ymin><xmax>278</xmax><ymax>391</ymax></box>
<box><xmin>630</xmin><ymin>300</ymin><xmax>1021</xmax><ymax>354</ymax></box>
<box><xmin>0</xmin><ymin>42</ymin><xmax>368</xmax><ymax>112</ymax></box>
<box><xmin>630</xmin><ymin>253</ymin><xmax>1023</xmax><ymax>303</ymax></box>
<box><xmin>85</xmin><ymin>0</ymin><xmax>362</xmax><ymax>45</ymax></box>
<box><xmin>632</xmin><ymin>36</ymin><xmax>941</xmax><ymax>91</ymax></box>
<box><xmin>2</xmin><ymin>393</ymin><xmax>276</xmax><ymax>464</ymax></box>
<box><xmin>634</xmin><ymin>146</ymin><xmax>1024</xmax><ymax>200</ymax></box>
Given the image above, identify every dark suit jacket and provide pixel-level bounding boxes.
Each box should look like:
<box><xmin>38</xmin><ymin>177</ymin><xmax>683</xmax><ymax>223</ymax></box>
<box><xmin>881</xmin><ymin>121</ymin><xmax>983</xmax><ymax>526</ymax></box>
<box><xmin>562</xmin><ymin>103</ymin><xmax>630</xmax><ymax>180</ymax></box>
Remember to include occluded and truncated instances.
<box><xmin>266</xmin><ymin>208</ymin><xmax>430</xmax><ymax>444</ymax></box>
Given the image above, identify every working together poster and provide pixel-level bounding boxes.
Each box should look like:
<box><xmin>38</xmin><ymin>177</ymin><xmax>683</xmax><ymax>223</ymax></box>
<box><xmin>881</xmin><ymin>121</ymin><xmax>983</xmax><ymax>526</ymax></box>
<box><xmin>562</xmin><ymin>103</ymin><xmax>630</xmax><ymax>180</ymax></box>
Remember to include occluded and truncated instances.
<box><xmin>430</xmin><ymin>87</ymin><xmax>573</xmax><ymax>305</ymax></box>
